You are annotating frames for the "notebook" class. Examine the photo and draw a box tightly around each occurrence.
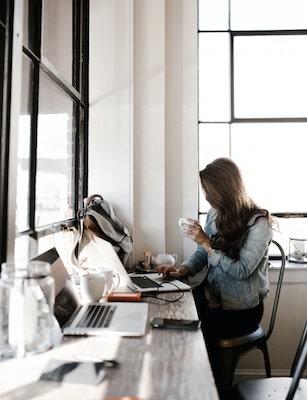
[33,248,148,337]
[86,238,192,293]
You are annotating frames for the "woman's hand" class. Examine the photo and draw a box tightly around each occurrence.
[181,221,213,254]
[154,265,190,278]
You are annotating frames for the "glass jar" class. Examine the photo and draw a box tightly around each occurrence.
[0,261,62,358]
[27,261,55,312]
[289,238,307,263]
[26,261,62,351]
[0,263,16,359]
[13,263,57,357]
[4,261,59,358]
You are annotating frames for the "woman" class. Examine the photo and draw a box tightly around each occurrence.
[155,158,272,394]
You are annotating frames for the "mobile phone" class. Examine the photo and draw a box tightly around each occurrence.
[151,317,201,330]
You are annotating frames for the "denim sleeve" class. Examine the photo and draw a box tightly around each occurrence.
[208,217,272,280]
[182,209,214,275]
[183,245,208,276]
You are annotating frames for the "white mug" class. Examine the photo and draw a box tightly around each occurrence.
[80,273,111,303]
[97,269,120,294]
[178,217,196,228]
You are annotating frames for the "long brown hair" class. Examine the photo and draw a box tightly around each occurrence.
[199,158,271,260]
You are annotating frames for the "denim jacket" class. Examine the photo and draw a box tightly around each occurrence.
[184,208,272,310]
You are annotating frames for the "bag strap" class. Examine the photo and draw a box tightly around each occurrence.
[84,194,104,208]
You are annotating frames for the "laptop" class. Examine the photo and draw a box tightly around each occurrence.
[87,238,192,293]
[33,248,148,337]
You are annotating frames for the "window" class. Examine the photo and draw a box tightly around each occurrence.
[198,0,307,254]
[11,0,88,263]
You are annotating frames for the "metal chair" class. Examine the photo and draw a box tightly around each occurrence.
[233,322,307,400]
[214,239,286,399]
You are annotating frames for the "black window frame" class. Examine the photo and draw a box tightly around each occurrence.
[17,0,89,241]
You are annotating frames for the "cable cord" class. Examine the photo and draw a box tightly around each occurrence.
[142,281,185,303]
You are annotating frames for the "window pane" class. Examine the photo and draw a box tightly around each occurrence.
[199,123,230,212]
[16,56,32,232]
[199,33,230,122]
[231,123,307,213]
[276,217,307,246]
[23,0,41,54]
[199,123,230,169]
[199,0,229,31]
[36,73,75,227]
[269,217,307,258]
[41,0,72,83]
[234,35,307,118]
[231,0,307,30]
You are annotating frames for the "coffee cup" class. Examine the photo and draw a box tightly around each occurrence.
[80,273,111,303]
[97,269,120,294]
[178,217,196,228]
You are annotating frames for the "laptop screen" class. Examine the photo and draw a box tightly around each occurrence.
[32,247,69,296]
[32,247,80,328]
[54,282,80,328]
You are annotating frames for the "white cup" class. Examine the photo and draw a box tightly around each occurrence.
[97,269,120,294]
[85,268,120,294]
[80,273,111,303]
[178,217,196,228]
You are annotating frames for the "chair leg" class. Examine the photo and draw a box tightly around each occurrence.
[260,342,271,378]
[214,347,239,400]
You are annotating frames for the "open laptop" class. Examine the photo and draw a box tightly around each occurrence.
[33,248,148,337]
[87,238,192,293]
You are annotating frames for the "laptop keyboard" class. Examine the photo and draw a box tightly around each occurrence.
[130,276,161,289]
[76,304,116,328]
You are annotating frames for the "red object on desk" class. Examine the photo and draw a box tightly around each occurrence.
[107,292,142,302]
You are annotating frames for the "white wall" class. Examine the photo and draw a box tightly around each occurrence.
[133,0,167,261]
[89,0,307,374]
[89,0,198,265]
[89,0,133,234]
[165,0,199,261]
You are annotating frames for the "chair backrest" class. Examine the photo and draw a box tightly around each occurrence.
[266,239,286,341]
[291,322,307,377]
[286,322,307,400]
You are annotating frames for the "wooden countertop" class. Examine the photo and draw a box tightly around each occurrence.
[0,292,219,400]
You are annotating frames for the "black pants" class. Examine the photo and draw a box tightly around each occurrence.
[192,282,264,340]
[192,284,264,399]
[202,301,264,340]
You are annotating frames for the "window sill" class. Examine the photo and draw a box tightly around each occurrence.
[269,260,307,283]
